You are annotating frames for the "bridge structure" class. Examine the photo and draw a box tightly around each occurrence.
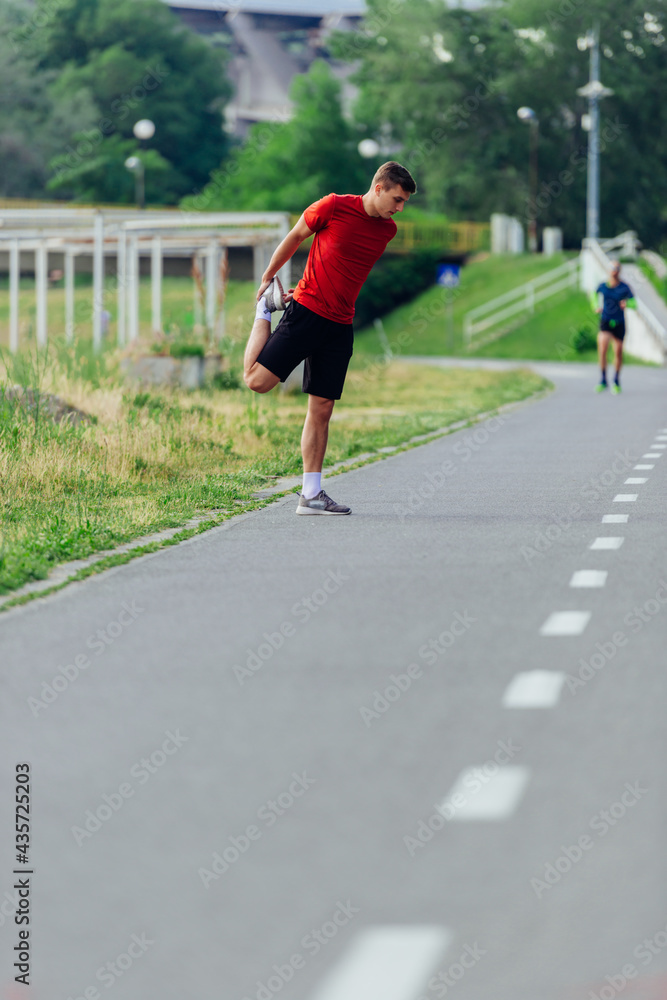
[164,0,365,136]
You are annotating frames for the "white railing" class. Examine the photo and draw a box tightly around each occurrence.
[599,230,640,258]
[641,249,667,280]
[463,257,580,349]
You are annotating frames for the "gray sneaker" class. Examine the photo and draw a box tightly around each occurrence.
[261,277,286,313]
[296,490,351,515]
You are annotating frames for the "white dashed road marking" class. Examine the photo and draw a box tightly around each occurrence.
[439,767,530,821]
[602,514,628,523]
[590,537,624,550]
[613,494,638,502]
[502,671,566,708]
[570,570,608,588]
[539,611,591,636]
[308,926,452,1000]
[624,478,647,484]
[650,444,666,449]
[643,453,661,459]
[634,465,654,470]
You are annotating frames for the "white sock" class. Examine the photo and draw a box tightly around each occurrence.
[302,472,321,499]
[256,298,271,322]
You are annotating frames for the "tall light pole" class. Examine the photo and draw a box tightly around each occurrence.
[124,119,155,210]
[517,106,539,252]
[124,156,145,210]
[577,25,614,241]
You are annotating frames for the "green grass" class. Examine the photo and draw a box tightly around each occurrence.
[637,258,667,302]
[470,293,598,361]
[0,341,549,597]
[0,275,258,357]
[354,252,576,357]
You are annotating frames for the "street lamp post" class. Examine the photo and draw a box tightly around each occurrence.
[577,24,614,241]
[517,106,539,252]
[124,120,156,210]
[124,156,145,210]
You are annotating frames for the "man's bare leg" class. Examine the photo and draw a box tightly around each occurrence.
[596,331,610,389]
[295,394,350,513]
[611,335,623,391]
[612,336,623,374]
[243,315,280,393]
[301,394,335,474]
[597,330,610,372]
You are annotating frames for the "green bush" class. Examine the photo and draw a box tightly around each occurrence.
[212,370,242,391]
[354,250,442,331]
[168,342,205,359]
[571,325,598,353]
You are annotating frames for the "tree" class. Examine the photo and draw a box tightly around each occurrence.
[508,0,667,246]
[332,0,667,247]
[48,135,170,204]
[186,61,369,213]
[332,2,525,219]
[0,0,98,198]
[34,0,232,203]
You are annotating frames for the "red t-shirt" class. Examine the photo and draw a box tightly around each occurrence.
[293,193,397,324]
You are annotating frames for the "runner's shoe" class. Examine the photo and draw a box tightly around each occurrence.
[595,380,607,393]
[611,382,621,394]
[296,490,351,515]
[261,277,286,313]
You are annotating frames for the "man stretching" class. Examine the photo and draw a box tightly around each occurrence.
[594,260,635,394]
[243,161,417,515]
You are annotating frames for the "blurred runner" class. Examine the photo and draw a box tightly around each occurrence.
[593,260,636,394]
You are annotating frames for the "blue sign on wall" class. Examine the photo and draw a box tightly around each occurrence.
[436,263,461,288]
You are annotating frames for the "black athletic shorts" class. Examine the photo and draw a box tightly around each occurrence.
[600,318,626,341]
[256,299,353,400]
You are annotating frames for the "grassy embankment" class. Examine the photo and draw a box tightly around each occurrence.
[0,334,549,598]
[353,252,654,364]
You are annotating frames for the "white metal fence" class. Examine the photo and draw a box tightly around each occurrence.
[0,208,291,353]
[463,257,580,349]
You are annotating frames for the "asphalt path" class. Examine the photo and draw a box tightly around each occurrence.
[1,360,667,1000]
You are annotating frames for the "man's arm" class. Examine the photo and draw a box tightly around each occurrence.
[256,214,314,301]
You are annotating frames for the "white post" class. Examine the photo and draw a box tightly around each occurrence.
[277,215,291,291]
[128,236,140,343]
[218,245,228,343]
[194,252,203,329]
[35,242,48,348]
[116,229,126,347]
[151,236,162,334]
[65,249,75,343]
[92,212,104,352]
[253,241,274,290]
[253,243,263,289]
[205,240,217,333]
[9,239,19,353]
